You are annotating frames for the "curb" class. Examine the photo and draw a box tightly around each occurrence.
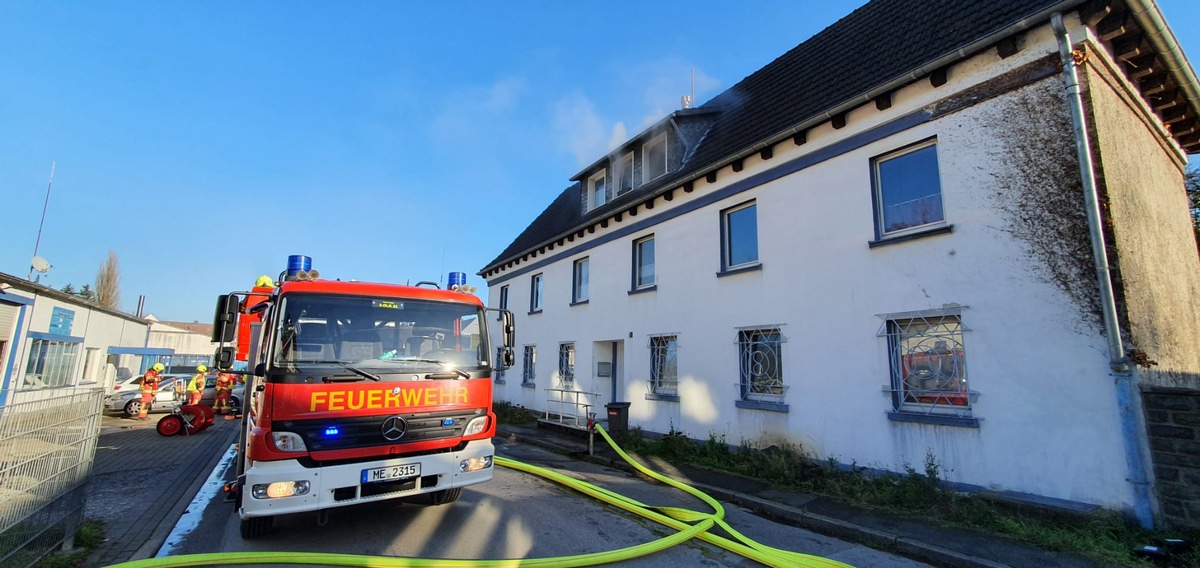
[499,426,1010,568]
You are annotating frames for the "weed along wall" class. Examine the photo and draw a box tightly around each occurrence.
[1143,387,1200,529]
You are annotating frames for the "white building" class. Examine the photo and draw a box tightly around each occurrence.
[480,0,1200,526]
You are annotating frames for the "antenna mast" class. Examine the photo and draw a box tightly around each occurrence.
[29,162,55,280]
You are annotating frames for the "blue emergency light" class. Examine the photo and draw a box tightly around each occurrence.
[324,426,341,437]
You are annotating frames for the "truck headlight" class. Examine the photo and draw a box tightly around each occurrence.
[463,416,488,436]
[252,480,310,499]
[270,431,307,452]
[460,455,492,472]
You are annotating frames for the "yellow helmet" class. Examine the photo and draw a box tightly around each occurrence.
[255,275,275,288]
[151,363,165,372]
[196,365,208,373]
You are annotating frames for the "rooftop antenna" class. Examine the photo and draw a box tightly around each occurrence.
[682,68,696,110]
[29,162,55,281]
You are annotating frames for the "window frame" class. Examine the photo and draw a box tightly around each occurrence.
[617,152,635,195]
[632,235,656,292]
[529,273,543,314]
[649,335,678,397]
[22,337,81,389]
[572,257,589,304]
[735,327,788,411]
[588,170,608,211]
[880,308,977,426]
[643,133,668,183]
[720,200,759,272]
[558,342,575,386]
[522,345,536,387]
[498,285,509,311]
[871,138,946,240]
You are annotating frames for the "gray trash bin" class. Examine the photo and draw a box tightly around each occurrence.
[605,402,631,433]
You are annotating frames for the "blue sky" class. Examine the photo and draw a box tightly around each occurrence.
[3,1,1198,323]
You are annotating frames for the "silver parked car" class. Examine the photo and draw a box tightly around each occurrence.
[103,375,245,418]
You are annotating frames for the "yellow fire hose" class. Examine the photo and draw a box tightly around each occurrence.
[108,425,851,568]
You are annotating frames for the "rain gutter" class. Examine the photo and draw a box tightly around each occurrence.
[1051,11,1155,529]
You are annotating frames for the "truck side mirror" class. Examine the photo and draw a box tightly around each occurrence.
[214,346,236,370]
[501,310,515,347]
[212,295,239,343]
[498,346,515,370]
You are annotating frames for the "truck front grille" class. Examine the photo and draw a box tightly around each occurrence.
[277,408,485,452]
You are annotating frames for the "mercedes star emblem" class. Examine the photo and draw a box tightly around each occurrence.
[381,416,407,441]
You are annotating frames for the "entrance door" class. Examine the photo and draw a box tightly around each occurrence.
[592,340,624,406]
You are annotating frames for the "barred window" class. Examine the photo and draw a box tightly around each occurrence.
[650,335,678,395]
[738,328,784,402]
[495,347,506,384]
[23,338,80,389]
[558,343,575,386]
[522,345,536,386]
[881,310,972,416]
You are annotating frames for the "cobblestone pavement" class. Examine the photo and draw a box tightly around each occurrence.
[84,413,238,567]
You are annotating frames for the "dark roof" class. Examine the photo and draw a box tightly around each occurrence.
[479,0,1094,275]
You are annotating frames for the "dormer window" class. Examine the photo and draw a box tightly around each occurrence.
[588,170,607,210]
[617,152,634,195]
[643,133,667,183]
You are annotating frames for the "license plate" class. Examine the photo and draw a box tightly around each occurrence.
[361,463,420,484]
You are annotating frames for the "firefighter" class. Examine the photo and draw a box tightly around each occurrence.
[138,362,165,420]
[187,365,208,406]
[214,372,235,418]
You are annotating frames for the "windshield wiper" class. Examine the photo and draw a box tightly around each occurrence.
[328,364,381,382]
[384,358,470,379]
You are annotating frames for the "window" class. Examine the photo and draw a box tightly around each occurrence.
[617,152,634,195]
[572,258,589,303]
[530,273,543,313]
[558,343,575,386]
[881,311,972,417]
[499,285,509,311]
[522,345,536,386]
[495,347,506,384]
[81,347,101,382]
[650,335,678,396]
[738,328,784,403]
[643,133,667,182]
[633,236,655,290]
[722,201,758,270]
[873,139,944,237]
[22,338,80,389]
[588,170,607,210]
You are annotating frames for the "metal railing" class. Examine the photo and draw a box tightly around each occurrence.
[543,388,600,428]
[0,389,103,567]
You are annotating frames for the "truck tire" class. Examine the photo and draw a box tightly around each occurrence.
[240,515,273,539]
[430,487,462,505]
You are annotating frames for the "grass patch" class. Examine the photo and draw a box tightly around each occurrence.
[610,428,1199,567]
[33,519,105,568]
[493,401,537,425]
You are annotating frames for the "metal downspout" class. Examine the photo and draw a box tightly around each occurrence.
[1051,13,1155,529]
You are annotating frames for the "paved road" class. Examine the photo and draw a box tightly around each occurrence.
[156,435,933,567]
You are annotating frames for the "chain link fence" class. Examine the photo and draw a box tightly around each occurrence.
[0,390,103,567]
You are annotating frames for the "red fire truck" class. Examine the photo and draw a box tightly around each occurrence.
[211,257,514,538]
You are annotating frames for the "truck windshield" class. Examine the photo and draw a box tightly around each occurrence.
[271,293,489,372]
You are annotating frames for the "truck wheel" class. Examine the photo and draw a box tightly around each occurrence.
[240,515,273,539]
[430,487,462,505]
[123,400,141,418]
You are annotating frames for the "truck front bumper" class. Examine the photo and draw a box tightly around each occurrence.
[239,438,494,519]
